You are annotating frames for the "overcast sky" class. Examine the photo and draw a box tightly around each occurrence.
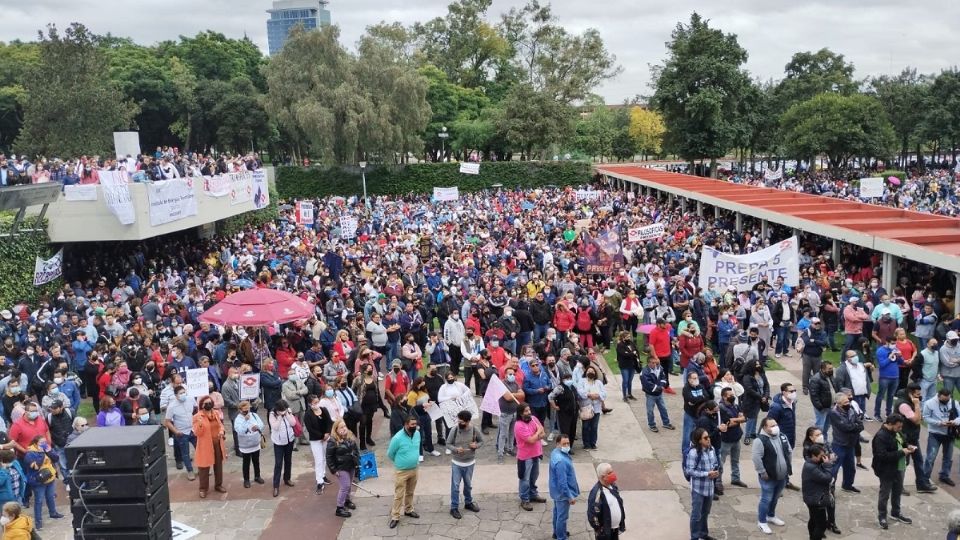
[7,0,959,102]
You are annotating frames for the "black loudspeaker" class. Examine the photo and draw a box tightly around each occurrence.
[66,426,172,537]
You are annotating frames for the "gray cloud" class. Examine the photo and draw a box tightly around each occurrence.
[5,0,959,102]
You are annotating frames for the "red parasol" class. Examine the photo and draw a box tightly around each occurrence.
[199,288,314,326]
[637,324,657,335]
[887,176,901,186]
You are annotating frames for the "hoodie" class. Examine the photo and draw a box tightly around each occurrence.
[940,341,960,378]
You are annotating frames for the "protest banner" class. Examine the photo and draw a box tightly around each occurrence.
[230,171,253,206]
[295,201,315,225]
[148,178,198,226]
[239,373,260,400]
[203,175,231,197]
[480,374,508,416]
[113,131,141,160]
[98,170,136,225]
[438,393,479,427]
[339,216,358,239]
[64,184,98,202]
[583,230,625,274]
[575,189,602,201]
[859,177,884,198]
[426,402,444,422]
[459,162,480,175]
[185,368,210,399]
[252,169,270,209]
[698,236,800,292]
[627,222,665,243]
[763,168,783,181]
[33,249,63,286]
[433,186,459,201]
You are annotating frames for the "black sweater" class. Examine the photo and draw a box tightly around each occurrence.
[303,407,332,441]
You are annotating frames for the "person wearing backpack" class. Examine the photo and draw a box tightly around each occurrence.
[447,410,483,519]
[23,435,63,530]
[574,303,595,350]
[799,317,827,395]
[684,427,719,540]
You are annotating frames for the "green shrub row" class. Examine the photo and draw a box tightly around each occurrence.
[217,180,280,237]
[0,215,61,308]
[275,161,593,199]
[879,169,907,181]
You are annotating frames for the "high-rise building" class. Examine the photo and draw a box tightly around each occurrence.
[266,0,331,55]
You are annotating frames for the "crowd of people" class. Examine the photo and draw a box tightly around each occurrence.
[0,179,959,538]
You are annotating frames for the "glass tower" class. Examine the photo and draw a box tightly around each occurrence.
[267,0,331,55]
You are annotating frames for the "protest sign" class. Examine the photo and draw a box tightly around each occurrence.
[459,162,480,175]
[295,201,315,225]
[339,216,358,239]
[252,169,270,209]
[148,178,198,226]
[480,374,508,416]
[575,189,602,201]
[763,168,783,181]
[574,219,592,233]
[433,187,459,201]
[426,402,444,422]
[203,175,231,197]
[113,131,141,160]
[583,230,625,274]
[185,368,210,399]
[64,184,98,202]
[698,236,800,292]
[230,171,253,206]
[239,373,260,400]
[33,249,63,286]
[627,223,665,243]
[438,393,479,427]
[98,170,136,225]
[859,177,884,198]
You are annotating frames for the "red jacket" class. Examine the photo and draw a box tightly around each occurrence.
[678,334,704,369]
[552,309,575,332]
[648,325,672,359]
[274,346,296,378]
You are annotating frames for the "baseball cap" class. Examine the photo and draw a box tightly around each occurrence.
[810,317,821,323]
[947,331,959,340]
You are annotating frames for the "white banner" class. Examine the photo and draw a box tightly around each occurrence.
[296,201,315,225]
[203,175,231,197]
[627,223,665,243]
[239,373,260,400]
[98,170,136,225]
[252,169,270,209]
[33,249,63,286]
[575,189,602,201]
[699,236,800,292]
[230,171,253,206]
[147,178,198,226]
[64,184,98,202]
[339,216,358,239]
[480,374,508,416]
[459,162,480,175]
[113,131,141,160]
[433,187,459,201]
[763,168,783,181]
[438,393,480,428]
[859,177,884,198]
[185,368,210,399]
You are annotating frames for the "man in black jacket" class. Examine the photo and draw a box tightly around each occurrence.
[808,363,836,444]
[871,414,916,530]
[587,463,626,540]
[828,392,863,492]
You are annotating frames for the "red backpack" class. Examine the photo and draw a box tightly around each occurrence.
[576,308,593,331]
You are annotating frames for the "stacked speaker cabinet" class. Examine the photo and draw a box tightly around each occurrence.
[65,426,172,539]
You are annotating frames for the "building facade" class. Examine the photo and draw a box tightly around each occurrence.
[266,0,331,55]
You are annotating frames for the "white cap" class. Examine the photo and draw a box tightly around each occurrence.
[948,331,959,340]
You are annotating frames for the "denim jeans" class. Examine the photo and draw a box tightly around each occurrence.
[874,378,898,418]
[757,477,786,523]
[450,463,475,509]
[744,414,758,443]
[682,413,696,455]
[775,325,790,355]
[620,368,636,398]
[53,446,69,483]
[273,442,293,488]
[690,492,712,540]
[924,432,955,480]
[943,376,960,397]
[497,412,517,457]
[518,456,541,502]
[534,324,549,342]
[33,482,58,526]
[831,444,857,489]
[174,432,197,472]
[920,379,938,403]
[645,394,670,427]
[552,497,571,540]
[581,414,600,448]
[718,441,741,483]
[813,407,831,444]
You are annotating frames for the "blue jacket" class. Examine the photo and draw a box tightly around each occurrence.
[61,378,82,415]
[260,370,283,411]
[522,369,552,409]
[876,345,902,379]
[548,447,579,500]
[767,393,797,447]
[717,319,737,345]
[640,365,668,396]
[71,339,94,372]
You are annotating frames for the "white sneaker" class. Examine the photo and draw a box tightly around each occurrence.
[774,353,781,359]
[541,440,548,446]
[445,448,452,455]
[418,455,424,462]
[430,450,441,457]
[378,374,384,381]
[767,516,785,526]
[547,432,556,442]
[168,437,174,447]
[757,522,772,534]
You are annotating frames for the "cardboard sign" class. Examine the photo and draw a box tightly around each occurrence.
[185,368,210,399]
[459,162,480,175]
[239,373,260,400]
[437,393,479,427]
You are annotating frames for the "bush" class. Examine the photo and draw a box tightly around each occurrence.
[275,161,592,199]
[879,169,907,181]
[0,215,61,307]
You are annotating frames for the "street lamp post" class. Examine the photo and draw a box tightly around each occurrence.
[358,161,368,208]
[438,126,449,162]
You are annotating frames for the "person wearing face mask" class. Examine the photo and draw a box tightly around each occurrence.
[233,400,265,489]
[95,396,124,427]
[548,434,579,540]
[751,417,791,534]
[192,395,227,499]
[514,403,546,511]
[827,392,864,493]
[268,400,298,497]
[871,414,915,530]
[303,394,333,493]
[578,366,606,451]
[386,415,422,529]
[281,369,309,447]
[0,500,35,539]
[749,302,773,360]
[164,385,197,480]
[326,420,360,518]
[23,434,63,528]
[940,331,960,395]
[588,462,626,540]
[119,387,149,426]
[220,367,243,457]
[833,349,874,420]
[921,388,960,489]
[802,443,836,540]
[549,371,580,451]
[0,376,25,427]
[808,361,836,441]
[447,410,483,519]
[916,338,940,402]
[406,377,440,459]
[443,310,466,376]
[767,382,800,491]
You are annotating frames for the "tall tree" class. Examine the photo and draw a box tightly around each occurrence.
[651,13,751,176]
[628,107,665,160]
[15,23,137,158]
[922,69,960,165]
[160,31,266,90]
[495,83,573,160]
[0,41,39,153]
[870,68,929,168]
[574,99,616,161]
[775,48,857,108]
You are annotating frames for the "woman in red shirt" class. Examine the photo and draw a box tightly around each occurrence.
[894,328,917,391]
[552,303,576,344]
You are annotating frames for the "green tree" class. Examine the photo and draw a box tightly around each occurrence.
[870,68,929,169]
[0,41,39,153]
[495,83,573,160]
[15,23,138,158]
[774,48,857,109]
[651,13,751,176]
[420,65,489,161]
[921,69,960,165]
[574,99,616,161]
[160,31,266,90]
[779,92,895,170]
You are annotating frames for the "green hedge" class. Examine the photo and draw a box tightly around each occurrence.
[217,180,280,237]
[880,169,907,181]
[0,215,61,308]
[276,161,592,199]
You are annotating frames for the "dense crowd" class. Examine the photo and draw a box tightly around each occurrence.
[0,183,958,538]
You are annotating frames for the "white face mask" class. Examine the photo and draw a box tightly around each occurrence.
[814,434,825,444]
[768,426,780,437]
[0,516,9,525]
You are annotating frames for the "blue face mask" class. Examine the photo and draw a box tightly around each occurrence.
[560,446,571,454]
[506,374,516,383]
[325,389,335,398]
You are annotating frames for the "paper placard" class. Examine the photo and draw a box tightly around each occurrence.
[230,171,253,206]
[426,402,444,422]
[239,373,260,400]
[339,216,358,239]
[628,223,665,243]
[99,170,136,225]
[64,184,98,201]
[859,177,884,198]
[433,187,459,201]
[459,162,480,175]
[185,368,210,398]
[437,393,479,427]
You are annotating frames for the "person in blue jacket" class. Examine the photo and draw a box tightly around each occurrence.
[549,434,579,540]
[0,449,25,506]
[874,336,903,420]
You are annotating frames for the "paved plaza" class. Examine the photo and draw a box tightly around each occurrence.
[42,355,960,539]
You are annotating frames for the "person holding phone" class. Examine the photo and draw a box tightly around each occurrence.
[871,414,915,530]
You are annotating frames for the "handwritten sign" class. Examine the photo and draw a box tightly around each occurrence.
[239,373,260,400]
[437,394,479,427]
[185,368,210,399]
